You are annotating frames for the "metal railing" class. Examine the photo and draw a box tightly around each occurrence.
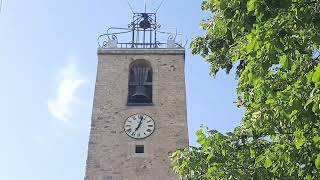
[105,42,167,49]
[97,28,187,49]
[100,41,185,49]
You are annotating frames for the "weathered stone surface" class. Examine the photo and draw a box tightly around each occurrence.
[85,49,189,180]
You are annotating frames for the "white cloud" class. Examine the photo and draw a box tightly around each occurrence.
[48,58,85,124]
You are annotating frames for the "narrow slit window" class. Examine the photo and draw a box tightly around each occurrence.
[135,145,144,154]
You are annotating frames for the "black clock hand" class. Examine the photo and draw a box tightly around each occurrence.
[135,116,144,131]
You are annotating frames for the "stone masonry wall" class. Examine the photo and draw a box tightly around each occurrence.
[84,49,189,180]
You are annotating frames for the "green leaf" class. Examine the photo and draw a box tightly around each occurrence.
[264,158,272,168]
[298,167,304,176]
[312,64,320,83]
[290,110,299,123]
[312,102,319,113]
[305,99,313,109]
[294,131,305,149]
[246,39,256,53]
[247,0,255,12]
[313,136,320,143]
[255,155,264,164]
[290,109,299,117]
[222,149,226,156]
[196,129,207,146]
[207,164,217,174]
[316,154,320,170]
[307,175,312,180]
[250,149,255,158]
[280,55,288,69]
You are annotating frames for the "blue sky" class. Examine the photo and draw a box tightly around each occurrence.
[0,0,244,179]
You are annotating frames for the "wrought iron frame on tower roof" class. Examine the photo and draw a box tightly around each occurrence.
[130,12,158,48]
[98,11,187,49]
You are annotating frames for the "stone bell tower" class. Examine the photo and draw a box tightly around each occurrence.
[84,11,189,180]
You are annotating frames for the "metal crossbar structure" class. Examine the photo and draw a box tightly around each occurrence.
[98,10,187,49]
[130,13,158,48]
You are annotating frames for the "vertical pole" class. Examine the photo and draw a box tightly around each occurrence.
[155,14,157,48]
[150,29,152,48]
[132,14,135,48]
[144,0,147,13]
[144,0,147,48]
[143,29,146,48]
[0,0,3,14]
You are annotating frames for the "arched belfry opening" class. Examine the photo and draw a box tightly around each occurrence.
[128,59,153,105]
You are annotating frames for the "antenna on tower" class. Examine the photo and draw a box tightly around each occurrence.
[0,0,3,14]
[126,0,135,13]
[155,0,165,13]
[144,0,147,13]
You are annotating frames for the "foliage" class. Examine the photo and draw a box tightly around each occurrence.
[171,0,320,179]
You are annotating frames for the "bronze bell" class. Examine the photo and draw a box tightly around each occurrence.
[139,13,151,29]
[132,86,149,102]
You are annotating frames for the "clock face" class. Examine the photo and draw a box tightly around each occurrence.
[124,114,155,139]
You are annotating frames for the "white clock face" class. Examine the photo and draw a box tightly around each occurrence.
[124,114,155,139]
